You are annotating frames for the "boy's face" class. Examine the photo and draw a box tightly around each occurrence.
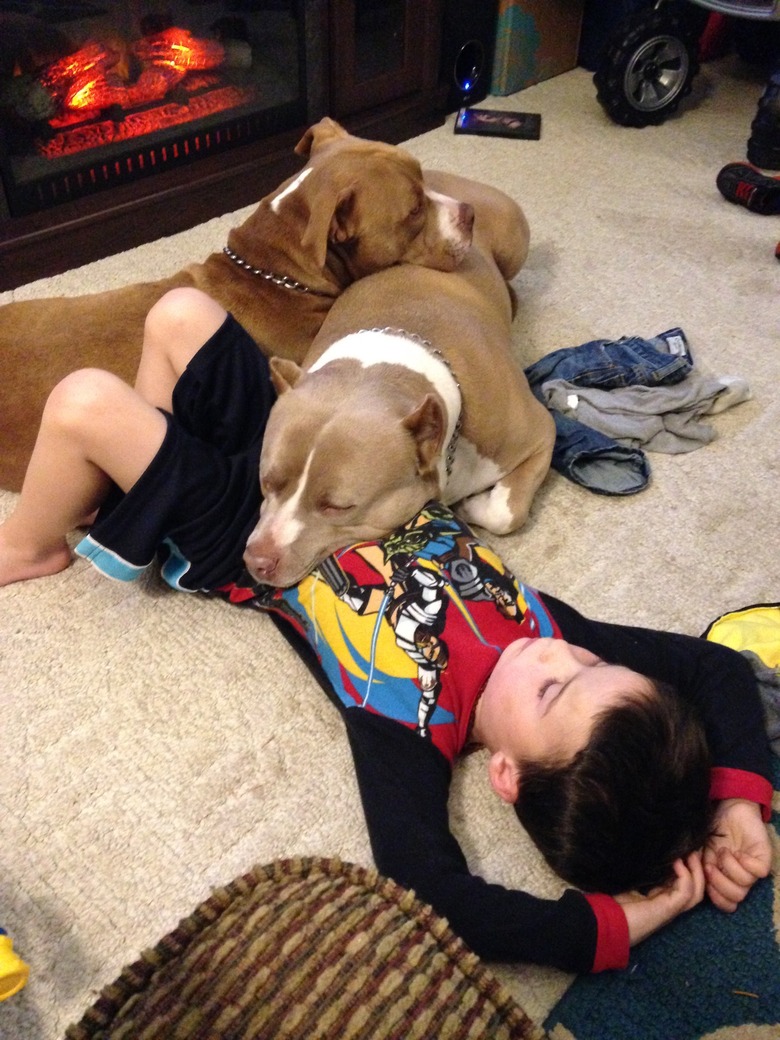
[473,637,653,803]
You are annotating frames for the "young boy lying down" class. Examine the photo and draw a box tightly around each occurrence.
[0,288,772,974]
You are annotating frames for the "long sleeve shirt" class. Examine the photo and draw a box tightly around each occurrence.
[217,502,773,974]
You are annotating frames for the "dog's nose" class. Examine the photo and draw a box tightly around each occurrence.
[243,549,278,581]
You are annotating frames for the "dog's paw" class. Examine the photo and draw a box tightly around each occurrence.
[457,485,519,536]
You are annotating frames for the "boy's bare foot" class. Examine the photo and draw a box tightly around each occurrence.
[0,532,73,587]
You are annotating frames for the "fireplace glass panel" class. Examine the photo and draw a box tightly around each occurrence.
[0,0,307,217]
[354,0,405,82]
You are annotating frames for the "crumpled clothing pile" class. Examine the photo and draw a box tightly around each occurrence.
[524,328,751,495]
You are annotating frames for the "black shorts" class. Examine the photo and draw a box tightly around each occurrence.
[75,313,276,591]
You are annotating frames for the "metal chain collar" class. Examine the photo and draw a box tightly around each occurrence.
[222,244,333,296]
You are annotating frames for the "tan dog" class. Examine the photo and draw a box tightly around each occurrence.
[0,118,473,491]
[243,171,555,588]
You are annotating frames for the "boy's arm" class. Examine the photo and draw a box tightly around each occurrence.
[543,595,774,908]
[703,798,772,910]
[616,852,706,944]
[343,707,630,973]
[543,594,774,814]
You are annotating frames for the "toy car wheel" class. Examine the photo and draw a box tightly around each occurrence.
[594,3,701,127]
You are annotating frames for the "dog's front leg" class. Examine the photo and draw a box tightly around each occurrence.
[456,444,552,535]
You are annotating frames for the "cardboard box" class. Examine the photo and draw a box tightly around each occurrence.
[491,0,584,96]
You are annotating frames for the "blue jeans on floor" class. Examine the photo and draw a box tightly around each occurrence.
[524,334,693,495]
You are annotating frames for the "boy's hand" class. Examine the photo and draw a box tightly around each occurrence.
[616,852,706,946]
[703,799,772,912]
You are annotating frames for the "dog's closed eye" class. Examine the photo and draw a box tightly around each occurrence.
[319,499,355,515]
[261,474,284,497]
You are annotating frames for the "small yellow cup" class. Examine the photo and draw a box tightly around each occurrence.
[0,933,29,1000]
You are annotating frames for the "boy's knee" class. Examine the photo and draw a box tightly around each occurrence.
[45,368,123,432]
[144,287,226,346]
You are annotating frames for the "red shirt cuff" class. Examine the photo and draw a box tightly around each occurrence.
[583,893,629,972]
[710,767,773,822]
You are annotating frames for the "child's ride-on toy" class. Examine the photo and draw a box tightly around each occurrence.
[594,0,780,128]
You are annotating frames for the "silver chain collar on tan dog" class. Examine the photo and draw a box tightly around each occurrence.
[222,244,334,297]
[360,327,463,476]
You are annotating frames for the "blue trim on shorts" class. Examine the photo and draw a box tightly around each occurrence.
[160,538,196,592]
[74,534,149,582]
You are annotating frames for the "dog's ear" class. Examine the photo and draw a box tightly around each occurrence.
[329,188,357,244]
[270,357,303,394]
[300,183,356,269]
[403,394,445,476]
[294,117,349,158]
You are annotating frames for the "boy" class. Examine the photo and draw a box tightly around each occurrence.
[0,289,772,974]
[221,499,772,971]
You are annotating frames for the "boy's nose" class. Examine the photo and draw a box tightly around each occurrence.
[537,637,564,662]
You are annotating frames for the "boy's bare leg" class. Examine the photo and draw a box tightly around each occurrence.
[0,369,168,587]
[71,287,227,531]
[134,287,229,410]
[0,288,228,586]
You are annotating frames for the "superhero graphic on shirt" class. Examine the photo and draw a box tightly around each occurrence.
[221,502,559,762]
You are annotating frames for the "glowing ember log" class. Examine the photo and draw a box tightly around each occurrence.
[63,72,111,111]
[63,65,186,112]
[133,29,225,73]
[37,28,225,115]
[37,85,254,158]
[40,40,118,102]
[123,65,185,105]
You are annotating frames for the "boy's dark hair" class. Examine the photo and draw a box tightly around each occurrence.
[514,680,714,894]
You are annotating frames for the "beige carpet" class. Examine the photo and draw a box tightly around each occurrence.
[1,55,777,1039]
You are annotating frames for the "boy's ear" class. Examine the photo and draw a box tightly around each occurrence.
[487,751,521,805]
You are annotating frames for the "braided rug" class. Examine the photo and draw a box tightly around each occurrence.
[65,857,543,1040]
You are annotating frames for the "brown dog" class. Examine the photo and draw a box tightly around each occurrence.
[243,171,555,588]
[0,118,473,491]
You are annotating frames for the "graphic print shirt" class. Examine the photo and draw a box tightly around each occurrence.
[227,501,561,763]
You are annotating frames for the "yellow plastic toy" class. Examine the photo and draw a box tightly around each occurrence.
[703,602,780,669]
[0,929,29,1001]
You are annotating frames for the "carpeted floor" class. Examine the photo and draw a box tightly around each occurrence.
[2,54,778,1039]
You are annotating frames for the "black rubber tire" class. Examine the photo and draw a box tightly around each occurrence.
[593,3,702,128]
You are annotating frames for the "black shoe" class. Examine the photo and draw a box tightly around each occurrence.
[716,162,780,215]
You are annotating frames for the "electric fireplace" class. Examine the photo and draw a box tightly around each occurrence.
[0,0,448,290]
[0,1,307,218]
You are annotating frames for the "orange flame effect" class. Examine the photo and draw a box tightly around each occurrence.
[41,28,225,113]
[134,28,225,73]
